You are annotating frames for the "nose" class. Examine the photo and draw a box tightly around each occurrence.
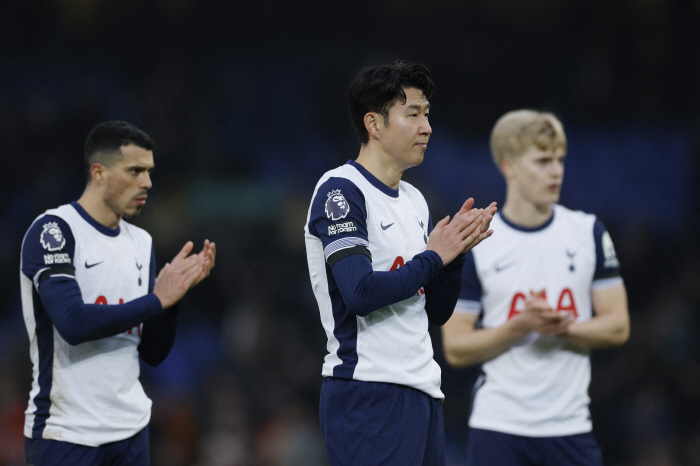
[420,116,432,135]
[142,172,153,190]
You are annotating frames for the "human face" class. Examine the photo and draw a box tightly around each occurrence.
[377,87,432,169]
[507,146,565,209]
[103,144,154,219]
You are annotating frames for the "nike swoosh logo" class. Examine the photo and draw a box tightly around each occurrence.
[85,260,104,269]
[494,262,515,272]
[381,222,394,230]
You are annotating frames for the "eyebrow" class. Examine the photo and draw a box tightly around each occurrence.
[406,103,430,110]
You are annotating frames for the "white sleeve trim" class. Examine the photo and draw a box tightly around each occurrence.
[591,276,623,291]
[323,237,369,261]
[454,298,481,315]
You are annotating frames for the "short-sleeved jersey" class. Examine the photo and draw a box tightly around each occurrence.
[20,202,155,446]
[455,204,622,437]
[304,161,443,399]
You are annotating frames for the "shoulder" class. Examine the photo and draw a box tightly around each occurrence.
[119,220,154,247]
[552,204,597,229]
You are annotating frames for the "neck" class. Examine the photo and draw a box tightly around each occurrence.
[77,188,121,230]
[355,143,406,190]
[501,193,553,228]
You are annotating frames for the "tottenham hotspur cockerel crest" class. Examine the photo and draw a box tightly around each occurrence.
[325,189,350,221]
[40,221,66,251]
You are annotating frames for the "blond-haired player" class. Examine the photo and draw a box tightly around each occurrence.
[441,110,629,466]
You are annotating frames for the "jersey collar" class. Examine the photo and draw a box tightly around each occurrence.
[70,201,121,237]
[499,210,555,232]
[347,160,400,198]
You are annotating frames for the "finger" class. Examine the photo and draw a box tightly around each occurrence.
[173,241,195,263]
[456,198,475,216]
[435,215,450,229]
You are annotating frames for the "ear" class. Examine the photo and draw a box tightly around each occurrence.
[500,158,515,179]
[363,112,381,140]
[90,163,107,185]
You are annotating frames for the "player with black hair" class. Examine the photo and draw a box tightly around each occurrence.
[305,61,497,465]
[20,120,216,466]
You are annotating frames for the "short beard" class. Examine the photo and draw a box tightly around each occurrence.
[104,187,142,220]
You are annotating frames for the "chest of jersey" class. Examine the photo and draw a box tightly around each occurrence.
[364,187,430,273]
[474,215,596,327]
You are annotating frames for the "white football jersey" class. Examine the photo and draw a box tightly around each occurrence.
[305,161,443,399]
[455,204,622,437]
[20,203,154,446]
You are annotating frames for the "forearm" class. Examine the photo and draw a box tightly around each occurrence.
[565,313,630,349]
[333,251,442,317]
[443,321,528,368]
[40,277,163,345]
[138,307,178,366]
[424,254,465,326]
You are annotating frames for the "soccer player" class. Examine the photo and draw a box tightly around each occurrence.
[20,120,216,466]
[441,110,630,466]
[304,61,498,466]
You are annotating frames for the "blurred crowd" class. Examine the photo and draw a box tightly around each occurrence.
[2,1,700,465]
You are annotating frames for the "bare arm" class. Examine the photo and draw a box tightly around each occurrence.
[441,291,574,368]
[565,283,630,348]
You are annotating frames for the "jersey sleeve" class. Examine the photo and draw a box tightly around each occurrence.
[139,244,179,366]
[307,177,371,267]
[21,215,76,286]
[454,250,482,315]
[23,216,165,346]
[592,218,623,291]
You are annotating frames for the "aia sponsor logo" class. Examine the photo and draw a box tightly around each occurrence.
[507,288,578,320]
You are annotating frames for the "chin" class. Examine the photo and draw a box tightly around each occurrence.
[122,207,143,219]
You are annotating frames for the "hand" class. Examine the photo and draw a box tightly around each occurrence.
[153,240,216,309]
[521,290,575,336]
[191,239,216,287]
[459,201,497,254]
[426,199,498,265]
[427,198,482,266]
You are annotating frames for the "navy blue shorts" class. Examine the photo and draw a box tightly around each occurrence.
[466,428,603,466]
[320,377,445,466]
[25,427,149,466]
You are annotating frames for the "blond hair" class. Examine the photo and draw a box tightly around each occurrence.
[490,110,567,169]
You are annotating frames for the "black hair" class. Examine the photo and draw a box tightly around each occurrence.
[83,120,155,180]
[347,60,434,144]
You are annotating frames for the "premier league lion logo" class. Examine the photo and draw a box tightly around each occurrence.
[325,189,350,221]
[40,222,66,251]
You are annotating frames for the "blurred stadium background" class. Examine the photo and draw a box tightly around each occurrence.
[1,1,699,465]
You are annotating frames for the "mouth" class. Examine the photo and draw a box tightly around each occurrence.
[134,194,148,206]
[415,142,428,149]
[547,184,560,193]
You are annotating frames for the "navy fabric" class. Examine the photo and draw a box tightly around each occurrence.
[499,211,555,232]
[424,253,465,326]
[466,428,603,466]
[347,160,399,198]
[138,244,179,366]
[31,286,54,438]
[320,377,445,466]
[458,251,482,302]
[331,251,443,317]
[21,215,76,279]
[38,278,163,346]
[25,427,149,466]
[307,176,369,246]
[71,201,120,237]
[592,219,622,280]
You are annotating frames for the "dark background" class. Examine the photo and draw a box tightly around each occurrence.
[1,1,699,465]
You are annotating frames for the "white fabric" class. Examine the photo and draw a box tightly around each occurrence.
[305,164,444,399]
[21,204,153,446]
[466,205,619,436]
